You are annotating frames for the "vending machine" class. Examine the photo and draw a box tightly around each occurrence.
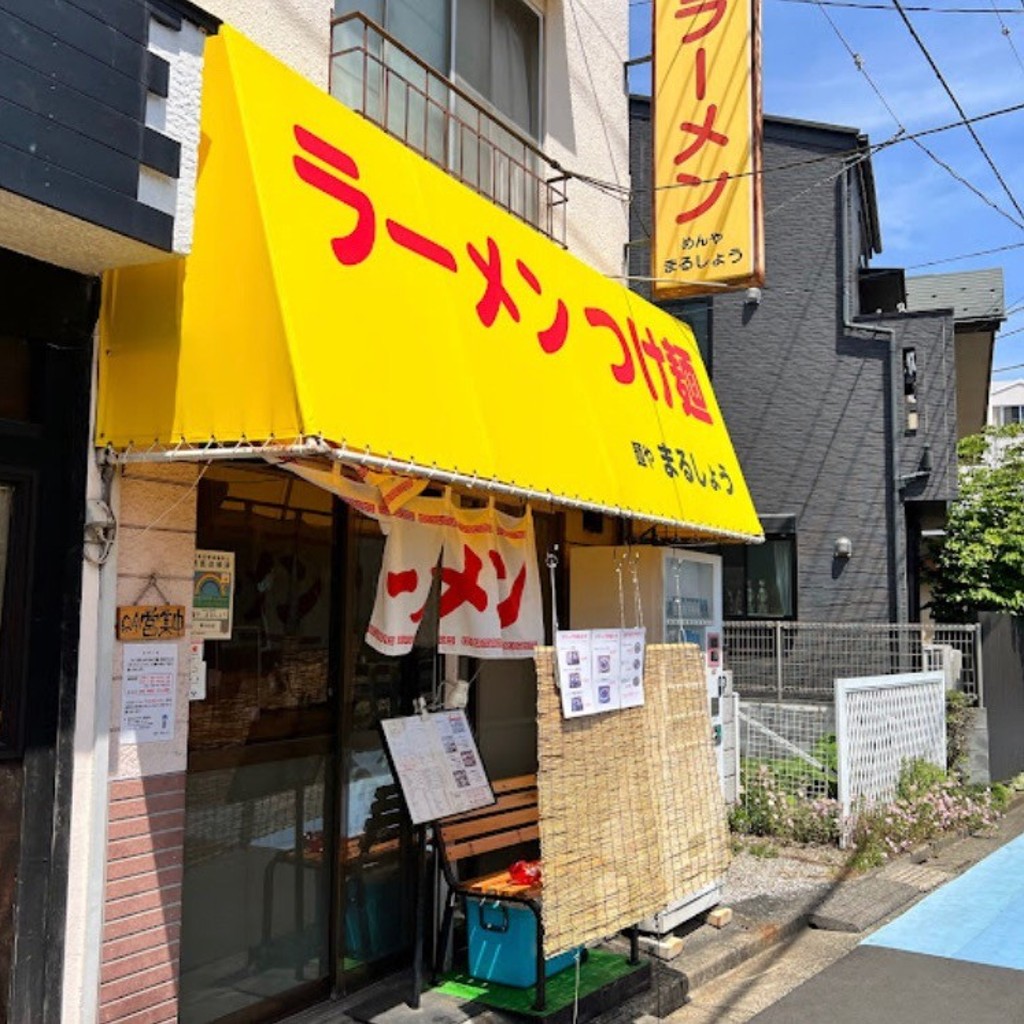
[569,545,729,777]
[569,544,736,934]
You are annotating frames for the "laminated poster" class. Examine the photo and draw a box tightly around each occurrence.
[555,630,595,718]
[380,710,494,825]
[618,627,647,709]
[590,630,622,711]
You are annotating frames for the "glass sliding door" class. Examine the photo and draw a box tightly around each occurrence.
[181,467,337,1024]
[336,515,432,990]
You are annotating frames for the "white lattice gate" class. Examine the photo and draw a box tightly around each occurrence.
[835,672,946,840]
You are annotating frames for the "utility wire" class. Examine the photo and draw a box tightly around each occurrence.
[906,240,1024,267]
[633,0,1024,9]
[995,324,1024,339]
[797,0,1024,229]
[777,0,1024,11]
[988,0,1024,76]
[891,0,1024,223]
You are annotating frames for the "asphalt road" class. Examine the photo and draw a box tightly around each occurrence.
[747,830,1024,1024]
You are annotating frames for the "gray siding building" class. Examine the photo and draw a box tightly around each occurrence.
[629,97,1000,623]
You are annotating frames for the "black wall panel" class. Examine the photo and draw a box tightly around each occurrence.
[0,0,184,250]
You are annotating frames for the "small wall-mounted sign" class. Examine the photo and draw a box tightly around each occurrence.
[117,604,187,641]
[193,549,235,640]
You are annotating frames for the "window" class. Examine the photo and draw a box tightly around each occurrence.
[903,348,918,432]
[455,0,541,138]
[723,537,796,619]
[334,0,451,73]
[334,0,541,138]
[997,404,1024,427]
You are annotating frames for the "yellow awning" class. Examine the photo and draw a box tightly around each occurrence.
[97,27,762,542]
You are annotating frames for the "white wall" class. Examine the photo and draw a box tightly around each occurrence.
[199,0,333,88]
[542,0,630,277]
[988,379,1024,424]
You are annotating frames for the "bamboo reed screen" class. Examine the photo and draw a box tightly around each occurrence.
[534,643,730,956]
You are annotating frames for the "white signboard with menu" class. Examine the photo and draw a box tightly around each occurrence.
[380,710,494,825]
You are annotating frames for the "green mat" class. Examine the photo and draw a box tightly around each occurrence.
[435,950,642,1016]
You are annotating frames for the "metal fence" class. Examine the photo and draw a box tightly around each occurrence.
[737,700,836,800]
[835,672,947,841]
[724,622,982,706]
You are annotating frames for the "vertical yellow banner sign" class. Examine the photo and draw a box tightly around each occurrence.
[652,0,764,298]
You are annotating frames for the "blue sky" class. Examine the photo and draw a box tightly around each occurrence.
[628,0,1024,385]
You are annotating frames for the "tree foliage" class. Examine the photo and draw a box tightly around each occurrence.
[929,424,1024,621]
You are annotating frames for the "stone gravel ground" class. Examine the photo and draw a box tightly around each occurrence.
[722,841,852,905]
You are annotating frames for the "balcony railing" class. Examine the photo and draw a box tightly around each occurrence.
[330,12,567,245]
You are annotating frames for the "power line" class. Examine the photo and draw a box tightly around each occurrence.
[993,360,1024,372]
[798,0,1024,229]
[777,0,1024,11]
[891,0,1024,224]
[614,100,1024,199]
[988,0,1024,77]
[906,240,1024,267]
[995,325,1024,340]
[633,0,1024,9]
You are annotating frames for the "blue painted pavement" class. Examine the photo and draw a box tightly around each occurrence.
[862,830,1024,971]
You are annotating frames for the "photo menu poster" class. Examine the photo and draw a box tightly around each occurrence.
[555,629,596,718]
[555,628,647,718]
[380,710,494,825]
[591,630,622,711]
[619,627,647,709]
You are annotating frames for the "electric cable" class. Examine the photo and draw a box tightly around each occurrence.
[891,0,1024,223]
[988,0,1024,78]
[907,240,1024,268]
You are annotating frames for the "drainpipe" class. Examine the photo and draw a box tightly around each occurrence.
[839,167,907,624]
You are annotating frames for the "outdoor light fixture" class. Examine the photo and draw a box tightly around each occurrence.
[834,536,853,559]
[744,286,762,306]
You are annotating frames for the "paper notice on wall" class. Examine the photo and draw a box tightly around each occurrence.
[188,641,207,701]
[590,630,622,711]
[122,643,179,743]
[618,627,647,709]
[555,630,595,718]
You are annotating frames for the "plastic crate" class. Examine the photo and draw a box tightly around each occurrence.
[466,897,580,988]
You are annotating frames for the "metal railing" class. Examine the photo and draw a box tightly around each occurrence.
[723,621,983,706]
[329,12,568,245]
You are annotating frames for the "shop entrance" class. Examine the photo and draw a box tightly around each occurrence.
[179,465,430,1024]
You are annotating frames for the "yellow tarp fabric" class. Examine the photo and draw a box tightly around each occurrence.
[98,27,762,540]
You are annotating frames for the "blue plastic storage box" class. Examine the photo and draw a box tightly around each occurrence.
[466,897,580,988]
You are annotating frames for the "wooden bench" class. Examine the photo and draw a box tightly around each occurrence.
[434,774,553,1009]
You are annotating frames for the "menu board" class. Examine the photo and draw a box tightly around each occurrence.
[380,710,494,825]
[556,627,646,718]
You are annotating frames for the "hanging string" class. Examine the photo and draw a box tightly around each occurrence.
[629,550,645,630]
[546,545,560,638]
[615,551,627,629]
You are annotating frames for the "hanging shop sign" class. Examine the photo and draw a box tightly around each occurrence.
[97,27,762,542]
[652,0,764,298]
[275,459,544,658]
[116,604,187,641]
[192,549,235,640]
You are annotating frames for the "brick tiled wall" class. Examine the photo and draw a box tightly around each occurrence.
[99,773,184,1024]
[99,463,198,1023]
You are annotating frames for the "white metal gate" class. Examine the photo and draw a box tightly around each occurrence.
[835,671,946,837]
